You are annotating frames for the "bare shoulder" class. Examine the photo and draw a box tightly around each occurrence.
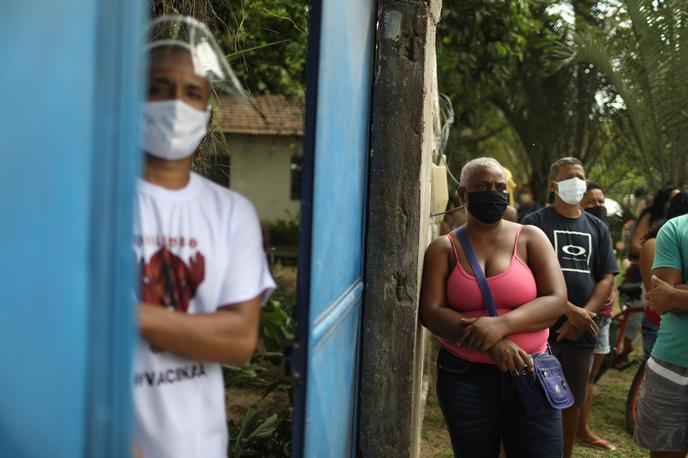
[519,224,553,260]
[641,237,657,255]
[426,233,452,256]
[520,223,548,241]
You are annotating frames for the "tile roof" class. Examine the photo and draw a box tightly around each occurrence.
[215,94,304,136]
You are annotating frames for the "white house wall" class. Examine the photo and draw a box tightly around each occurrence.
[227,133,303,224]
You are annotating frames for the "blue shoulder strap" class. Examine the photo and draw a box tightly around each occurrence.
[455,226,498,317]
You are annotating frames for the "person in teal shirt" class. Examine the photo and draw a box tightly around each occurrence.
[634,213,688,457]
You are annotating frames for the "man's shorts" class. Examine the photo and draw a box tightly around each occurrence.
[635,357,688,452]
[594,315,612,355]
[550,342,595,406]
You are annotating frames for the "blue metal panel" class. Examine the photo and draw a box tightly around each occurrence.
[305,282,363,456]
[85,1,146,457]
[293,0,376,455]
[309,0,376,315]
[0,2,143,457]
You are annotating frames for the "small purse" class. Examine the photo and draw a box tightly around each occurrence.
[455,226,574,415]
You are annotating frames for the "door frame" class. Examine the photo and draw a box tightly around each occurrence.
[84,1,147,456]
[290,0,322,454]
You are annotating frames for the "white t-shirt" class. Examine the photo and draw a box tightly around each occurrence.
[132,172,275,458]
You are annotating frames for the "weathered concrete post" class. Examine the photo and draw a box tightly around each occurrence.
[359,0,442,456]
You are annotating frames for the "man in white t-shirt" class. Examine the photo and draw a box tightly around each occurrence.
[132,16,275,458]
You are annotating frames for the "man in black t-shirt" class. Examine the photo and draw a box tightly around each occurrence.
[522,157,618,458]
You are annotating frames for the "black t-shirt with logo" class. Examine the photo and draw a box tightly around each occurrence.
[522,207,619,347]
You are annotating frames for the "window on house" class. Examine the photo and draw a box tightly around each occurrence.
[290,155,302,200]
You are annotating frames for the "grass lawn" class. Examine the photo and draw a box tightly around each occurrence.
[421,356,648,457]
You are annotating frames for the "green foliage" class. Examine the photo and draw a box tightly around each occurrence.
[222,0,308,97]
[260,291,296,353]
[151,0,308,97]
[229,406,288,457]
[223,289,295,386]
[438,1,637,203]
[224,287,295,457]
[558,0,688,187]
[267,212,300,247]
[437,0,535,128]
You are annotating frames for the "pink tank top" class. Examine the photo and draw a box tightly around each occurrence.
[441,225,548,364]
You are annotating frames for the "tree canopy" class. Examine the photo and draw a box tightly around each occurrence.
[151,0,308,97]
[149,0,685,203]
[437,0,641,202]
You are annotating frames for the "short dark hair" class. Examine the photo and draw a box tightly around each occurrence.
[587,181,603,192]
[549,157,583,181]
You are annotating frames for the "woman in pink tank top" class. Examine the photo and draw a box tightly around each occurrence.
[420,158,567,457]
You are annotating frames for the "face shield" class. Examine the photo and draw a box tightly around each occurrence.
[147,15,245,99]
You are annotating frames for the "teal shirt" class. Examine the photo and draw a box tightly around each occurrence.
[651,214,688,368]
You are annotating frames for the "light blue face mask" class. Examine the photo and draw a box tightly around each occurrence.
[556,177,587,205]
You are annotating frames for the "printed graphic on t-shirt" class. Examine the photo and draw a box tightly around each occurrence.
[135,236,206,354]
[554,230,592,273]
[134,234,206,313]
[137,245,205,313]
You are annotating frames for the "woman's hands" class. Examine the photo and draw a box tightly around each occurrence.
[487,339,534,373]
[459,318,534,373]
[458,316,508,352]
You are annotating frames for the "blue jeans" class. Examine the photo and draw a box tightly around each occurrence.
[436,349,563,458]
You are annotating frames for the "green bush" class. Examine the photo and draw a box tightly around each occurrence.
[268,212,300,247]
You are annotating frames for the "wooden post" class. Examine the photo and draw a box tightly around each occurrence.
[359,0,442,456]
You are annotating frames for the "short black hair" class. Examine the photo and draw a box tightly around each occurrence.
[549,157,584,181]
[587,181,603,192]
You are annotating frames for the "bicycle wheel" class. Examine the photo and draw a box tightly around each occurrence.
[625,359,646,434]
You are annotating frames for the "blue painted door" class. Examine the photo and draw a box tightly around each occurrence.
[0,2,145,457]
[292,0,376,456]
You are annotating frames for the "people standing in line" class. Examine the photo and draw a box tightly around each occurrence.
[517,184,542,222]
[638,191,688,359]
[617,185,682,367]
[634,212,688,458]
[420,157,568,457]
[576,182,617,451]
[132,16,275,458]
[521,157,618,458]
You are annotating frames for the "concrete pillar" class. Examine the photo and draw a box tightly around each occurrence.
[359,0,442,456]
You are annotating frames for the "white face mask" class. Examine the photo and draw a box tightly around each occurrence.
[141,100,211,160]
[556,177,587,205]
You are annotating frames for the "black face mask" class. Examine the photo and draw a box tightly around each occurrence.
[467,190,509,224]
[585,206,607,220]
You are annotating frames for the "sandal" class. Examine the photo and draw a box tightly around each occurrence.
[578,438,617,451]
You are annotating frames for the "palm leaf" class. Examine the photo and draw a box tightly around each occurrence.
[553,0,688,186]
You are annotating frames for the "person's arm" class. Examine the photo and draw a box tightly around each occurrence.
[139,294,261,365]
[419,237,472,341]
[554,273,613,340]
[639,238,657,293]
[629,213,651,258]
[647,269,688,314]
[582,273,615,314]
[459,226,567,351]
